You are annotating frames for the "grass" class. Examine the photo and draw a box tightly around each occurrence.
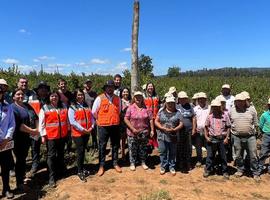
[159,179,168,185]
[139,189,172,200]
[250,192,270,200]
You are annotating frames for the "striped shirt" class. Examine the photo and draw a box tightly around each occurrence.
[230,106,258,136]
[205,113,231,136]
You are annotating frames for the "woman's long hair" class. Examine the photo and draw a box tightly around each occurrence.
[45,90,64,108]
[120,87,131,100]
[145,82,157,97]
[72,88,88,107]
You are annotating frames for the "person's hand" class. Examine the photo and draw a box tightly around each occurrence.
[132,128,140,135]
[205,136,211,143]
[41,136,46,144]
[223,137,229,144]
[30,129,39,137]
[0,139,9,149]
[86,127,93,134]
[150,130,155,137]
[191,129,196,136]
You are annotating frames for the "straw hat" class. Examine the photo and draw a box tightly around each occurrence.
[222,84,231,89]
[168,86,177,94]
[197,92,207,99]
[241,91,250,100]
[215,95,226,102]
[134,91,144,97]
[0,79,8,86]
[178,91,188,98]
[235,93,246,101]
[211,99,221,107]
[166,96,176,103]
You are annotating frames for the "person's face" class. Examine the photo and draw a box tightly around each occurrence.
[122,89,129,100]
[13,90,24,103]
[235,100,246,109]
[166,102,175,110]
[212,106,221,114]
[105,85,114,95]
[178,98,188,105]
[18,78,28,90]
[114,77,121,87]
[0,84,8,93]
[221,88,230,96]
[84,82,92,91]
[147,84,154,94]
[37,87,49,99]
[134,95,143,105]
[198,98,206,107]
[50,93,59,106]
[58,81,67,92]
[76,91,84,104]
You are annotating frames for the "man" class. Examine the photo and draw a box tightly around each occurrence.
[221,84,235,114]
[28,81,50,176]
[57,78,73,106]
[193,92,210,167]
[92,80,122,176]
[230,93,260,181]
[113,74,122,96]
[83,79,98,150]
[0,79,15,199]
[83,79,97,108]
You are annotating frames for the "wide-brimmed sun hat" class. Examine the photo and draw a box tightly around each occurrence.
[222,84,231,89]
[235,93,246,101]
[0,79,8,86]
[166,96,176,103]
[178,91,188,99]
[211,99,221,107]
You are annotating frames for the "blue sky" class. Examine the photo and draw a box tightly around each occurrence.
[1,0,270,75]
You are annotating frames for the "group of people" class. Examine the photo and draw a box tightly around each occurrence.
[0,75,270,199]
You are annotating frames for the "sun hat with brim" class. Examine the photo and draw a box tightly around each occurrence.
[178,91,188,98]
[234,93,246,101]
[211,99,221,107]
[0,79,8,86]
[134,91,144,97]
[222,84,231,89]
[84,79,92,84]
[102,80,115,90]
[166,96,176,103]
[164,92,173,98]
[192,93,199,100]
[215,95,226,102]
[197,92,207,99]
[168,86,177,94]
[241,91,250,100]
[34,81,50,92]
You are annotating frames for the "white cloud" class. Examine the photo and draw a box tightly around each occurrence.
[93,62,128,75]
[90,58,109,64]
[18,28,31,35]
[2,58,19,64]
[115,62,128,70]
[121,47,131,52]
[33,55,56,62]
[75,62,90,67]
[17,65,34,73]
[48,63,71,68]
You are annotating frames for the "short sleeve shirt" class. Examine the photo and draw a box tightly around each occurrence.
[177,103,194,132]
[205,113,231,136]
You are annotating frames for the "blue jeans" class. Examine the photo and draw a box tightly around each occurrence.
[205,140,227,173]
[232,134,259,176]
[258,133,270,174]
[158,139,177,170]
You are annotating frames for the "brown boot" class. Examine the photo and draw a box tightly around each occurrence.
[97,166,105,176]
[114,165,122,173]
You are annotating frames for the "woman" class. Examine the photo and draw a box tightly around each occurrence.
[39,91,69,187]
[155,96,183,176]
[68,89,94,182]
[144,82,160,149]
[12,88,39,191]
[176,91,196,172]
[0,79,15,199]
[119,87,131,160]
[203,100,230,179]
[124,91,154,171]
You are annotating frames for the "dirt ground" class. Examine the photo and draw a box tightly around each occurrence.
[3,149,270,200]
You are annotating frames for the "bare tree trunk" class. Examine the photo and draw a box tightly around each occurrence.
[131,0,139,94]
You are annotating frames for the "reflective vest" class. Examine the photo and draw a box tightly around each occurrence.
[70,104,92,137]
[96,93,120,126]
[44,105,68,140]
[29,100,41,115]
[144,96,159,119]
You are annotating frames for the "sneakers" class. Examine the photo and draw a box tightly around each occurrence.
[130,164,136,171]
[195,162,202,167]
[9,170,15,177]
[234,171,243,178]
[170,168,176,176]
[141,163,149,170]
[203,171,210,178]
[78,172,87,182]
[2,191,14,199]
[254,175,261,182]
[223,173,229,180]
[202,147,207,152]
[160,168,166,175]
[83,169,90,177]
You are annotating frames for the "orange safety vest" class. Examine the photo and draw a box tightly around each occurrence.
[44,105,68,140]
[70,104,92,137]
[96,93,120,126]
[29,100,41,115]
[144,96,159,119]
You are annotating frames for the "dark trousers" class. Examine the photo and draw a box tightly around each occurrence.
[98,125,120,166]
[30,138,41,171]
[205,141,228,173]
[192,132,204,162]
[0,150,13,193]
[47,138,66,182]
[13,135,31,186]
[73,135,89,173]
[258,134,270,174]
